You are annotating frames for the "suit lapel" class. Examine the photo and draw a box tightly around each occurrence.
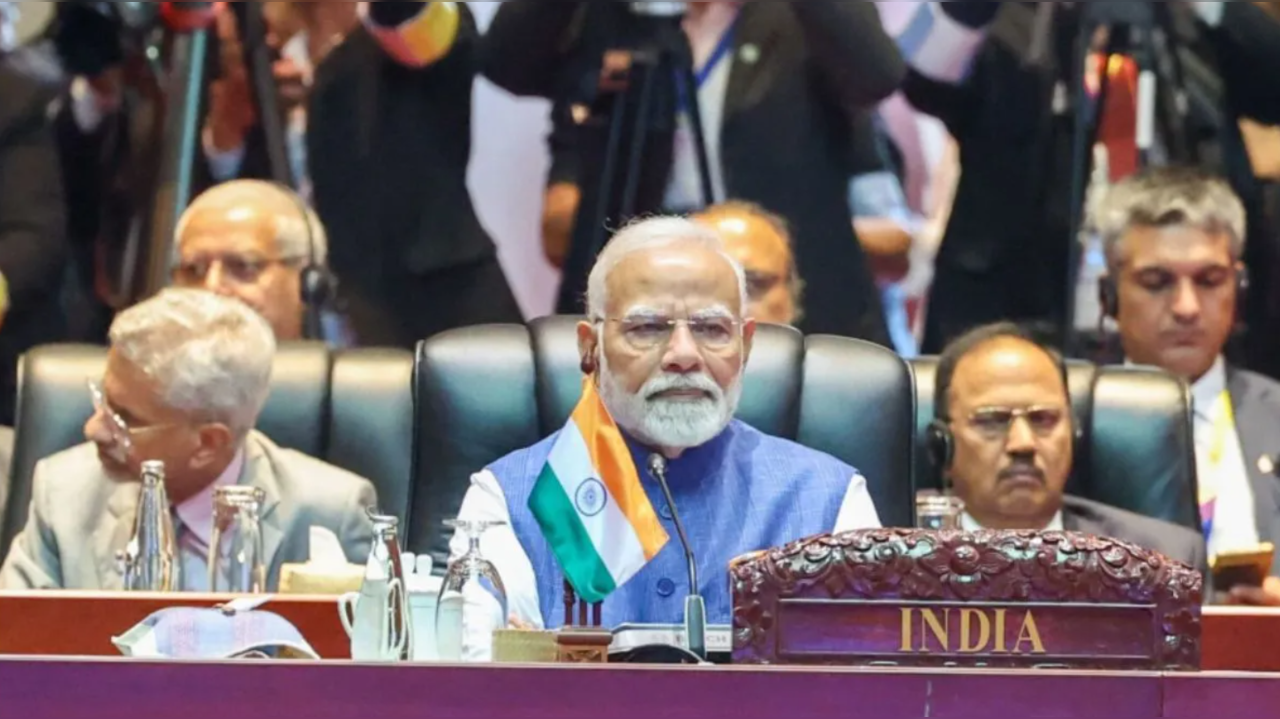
[94,481,141,591]
[1227,369,1280,564]
[241,434,285,571]
[722,3,785,122]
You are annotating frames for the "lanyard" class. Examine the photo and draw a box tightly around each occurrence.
[675,18,739,113]
[1200,390,1236,540]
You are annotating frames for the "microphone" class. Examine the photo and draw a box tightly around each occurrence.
[159,1,224,33]
[646,453,706,661]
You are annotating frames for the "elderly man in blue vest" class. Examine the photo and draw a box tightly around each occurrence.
[448,216,882,659]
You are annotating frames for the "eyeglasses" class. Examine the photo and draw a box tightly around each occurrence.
[598,315,742,351]
[964,406,1066,440]
[87,380,178,452]
[171,254,304,286]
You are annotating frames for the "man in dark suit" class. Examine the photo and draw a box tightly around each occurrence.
[932,322,1205,570]
[898,2,1280,362]
[0,58,69,426]
[483,1,905,345]
[202,1,523,348]
[1096,168,1280,576]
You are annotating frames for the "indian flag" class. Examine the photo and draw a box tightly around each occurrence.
[528,380,670,604]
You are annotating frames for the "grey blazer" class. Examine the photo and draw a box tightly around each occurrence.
[0,431,377,591]
[1227,367,1280,575]
[1062,495,1207,575]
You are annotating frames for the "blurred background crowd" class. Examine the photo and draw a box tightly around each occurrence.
[0,0,1278,422]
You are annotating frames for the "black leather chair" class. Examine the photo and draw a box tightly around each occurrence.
[910,359,1200,532]
[410,317,916,567]
[0,343,415,558]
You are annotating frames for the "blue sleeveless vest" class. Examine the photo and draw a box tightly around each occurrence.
[489,421,858,629]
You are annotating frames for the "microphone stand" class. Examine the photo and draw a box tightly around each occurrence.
[142,25,210,299]
[647,454,706,662]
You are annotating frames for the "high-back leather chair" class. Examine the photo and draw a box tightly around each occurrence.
[910,358,1199,531]
[0,344,415,558]
[410,317,916,567]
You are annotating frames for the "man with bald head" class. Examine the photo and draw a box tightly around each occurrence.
[173,179,338,344]
[933,323,1203,568]
[694,202,802,326]
[450,216,881,658]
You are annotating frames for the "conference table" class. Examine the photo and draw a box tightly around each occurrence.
[3,592,1280,717]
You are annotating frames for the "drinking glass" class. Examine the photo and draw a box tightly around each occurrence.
[916,490,965,530]
[208,486,267,593]
[435,519,508,662]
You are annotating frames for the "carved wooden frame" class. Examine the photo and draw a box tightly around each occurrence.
[731,529,1202,670]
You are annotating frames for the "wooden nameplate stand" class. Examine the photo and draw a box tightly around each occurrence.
[732,528,1204,670]
[555,582,612,663]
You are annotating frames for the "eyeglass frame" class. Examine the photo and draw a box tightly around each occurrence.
[592,311,746,352]
[946,405,1069,442]
[170,253,308,287]
[87,379,183,453]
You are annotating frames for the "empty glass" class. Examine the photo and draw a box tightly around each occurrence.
[208,486,267,593]
[916,490,965,530]
[436,519,508,662]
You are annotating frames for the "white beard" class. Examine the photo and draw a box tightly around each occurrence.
[597,350,742,450]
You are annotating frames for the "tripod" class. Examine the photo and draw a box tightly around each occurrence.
[1061,1,1196,353]
[581,6,718,270]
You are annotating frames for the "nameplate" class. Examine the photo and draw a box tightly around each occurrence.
[731,529,1202,670]
[774,600,1161,669]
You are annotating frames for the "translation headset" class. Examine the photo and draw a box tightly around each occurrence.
[273,182,339,340]
[926,352,1084,491]
[1097,266,1251,321]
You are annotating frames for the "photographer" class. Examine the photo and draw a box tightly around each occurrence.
[485,1,905,344]
[204,1,523,348]
[898,2,1280,367]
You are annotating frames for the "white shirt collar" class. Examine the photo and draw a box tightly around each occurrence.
[961,511,1065,533]
[1190,356,1228,420]
[173,449,247,547]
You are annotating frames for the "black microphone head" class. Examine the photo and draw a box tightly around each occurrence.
[647,453,667,477]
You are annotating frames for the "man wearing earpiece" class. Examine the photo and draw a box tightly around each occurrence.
[1093,168,1280,586]
[931,322,1204,569]
[173,180,350,346]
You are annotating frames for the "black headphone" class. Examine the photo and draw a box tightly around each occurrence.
[927,358,1084,489]
[276,183,339,340]
[1098,266,1251,321]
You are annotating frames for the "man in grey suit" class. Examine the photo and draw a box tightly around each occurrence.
[931,323,1206,571]
[0,289,377,591]
[1096,169,1280,586]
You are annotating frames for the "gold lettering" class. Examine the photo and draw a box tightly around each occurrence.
[1013,611,1047,655]
[993,609,1008,654]
[900,608,914,653]
[920,609,949,653]
[959,609,991,653]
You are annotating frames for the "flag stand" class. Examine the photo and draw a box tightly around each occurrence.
[555,581,612,663]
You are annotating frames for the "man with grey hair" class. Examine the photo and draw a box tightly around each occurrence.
[173,179,342,344]
[448,216,881,659]
[1092,167,1280,594]
[0,288,376,591]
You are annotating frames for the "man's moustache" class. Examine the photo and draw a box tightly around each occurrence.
[998,463,1045,483]
[642,374,721,401]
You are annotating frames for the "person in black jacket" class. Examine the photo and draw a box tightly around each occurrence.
[202,1,523,349]
[0,59,69,425]
[484,1,905,345]
[899,2,1280,368]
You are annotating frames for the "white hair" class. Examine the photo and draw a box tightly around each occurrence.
[175,180,328,265]
[1090,168,1246,273]
[585,216,748,319]
[109,288,277,436]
